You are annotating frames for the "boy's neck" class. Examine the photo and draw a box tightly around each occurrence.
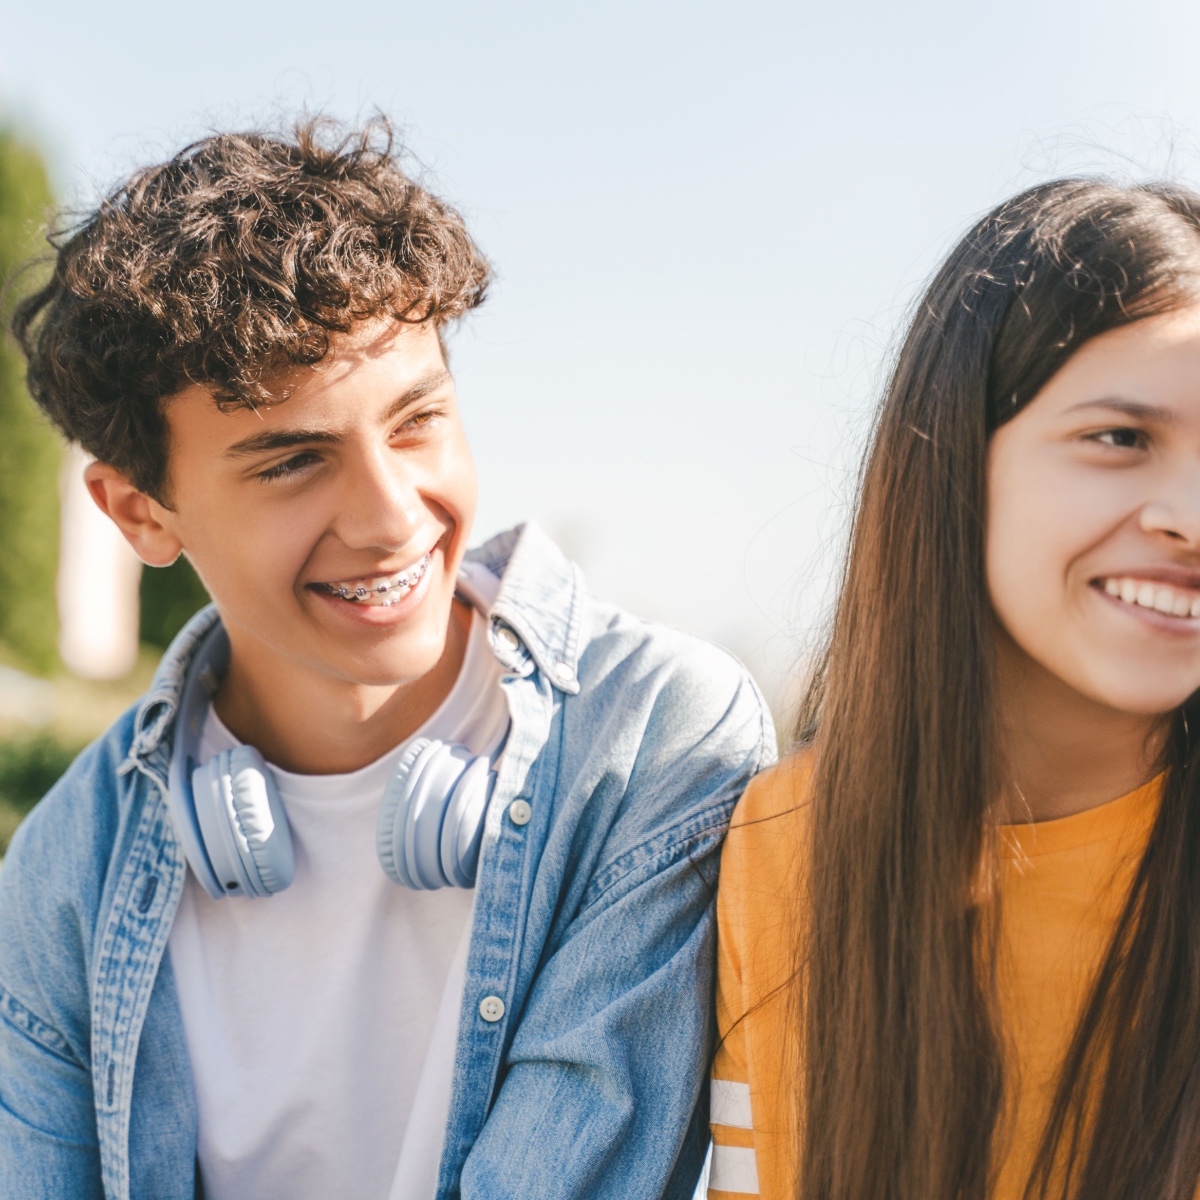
[211,600,473,775]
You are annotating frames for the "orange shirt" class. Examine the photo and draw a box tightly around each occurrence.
[709,755,1162,1199]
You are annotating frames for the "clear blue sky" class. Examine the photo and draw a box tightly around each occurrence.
[3,0,1198,707]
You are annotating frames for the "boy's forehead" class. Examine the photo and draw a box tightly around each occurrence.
[258,319,448,406]
[164,321,450,448]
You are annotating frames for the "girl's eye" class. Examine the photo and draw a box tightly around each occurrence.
[1090,427,1146,450]
[257,452,320,482]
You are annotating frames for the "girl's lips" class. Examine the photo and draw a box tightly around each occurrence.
[1092,564,1200,590]
[1094,578,1200,635]
[1096,575,1200,620]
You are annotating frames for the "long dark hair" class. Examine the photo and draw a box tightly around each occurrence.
[797,179,1200,1200]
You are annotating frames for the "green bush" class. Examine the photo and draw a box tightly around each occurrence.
[0,734,81,857]
[140,556,211,650]
[0,129,59,675]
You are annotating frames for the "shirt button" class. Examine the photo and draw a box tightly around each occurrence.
[553,661,575,684]
[496,625,520,652]
[479,995,506,1023]
[508,799,532,826]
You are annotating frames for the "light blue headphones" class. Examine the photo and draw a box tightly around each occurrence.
[166,620,498,899]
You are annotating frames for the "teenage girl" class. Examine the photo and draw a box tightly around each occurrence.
[710,180,1200,1200]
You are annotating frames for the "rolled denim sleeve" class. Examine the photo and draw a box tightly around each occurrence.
[460,660,775,1200]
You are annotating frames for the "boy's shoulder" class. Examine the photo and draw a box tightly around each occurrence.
[577,592,773,772]
[568,604,777,901]
[477,522,777,887]
[476,521,771,726]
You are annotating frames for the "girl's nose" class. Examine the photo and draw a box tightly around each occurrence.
[1139,498,1200,548]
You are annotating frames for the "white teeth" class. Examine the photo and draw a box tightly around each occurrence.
[1101,576,1200,621]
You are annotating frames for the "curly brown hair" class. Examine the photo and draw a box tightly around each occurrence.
[11,116,490,501]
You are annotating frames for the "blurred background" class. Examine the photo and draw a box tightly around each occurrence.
[2,0,1200,853]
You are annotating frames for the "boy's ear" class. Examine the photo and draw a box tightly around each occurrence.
[84,461,183,568]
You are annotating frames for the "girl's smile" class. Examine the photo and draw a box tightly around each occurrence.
[1095,572,1200,626]
[988,306,1200,718]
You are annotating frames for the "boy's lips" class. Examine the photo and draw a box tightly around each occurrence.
[312,552,433,607]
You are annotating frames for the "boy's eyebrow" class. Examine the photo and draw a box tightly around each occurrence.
[1063,397,1176,424]
[222,369,454,458]
[223,428,341,458]
[378,369,453,425]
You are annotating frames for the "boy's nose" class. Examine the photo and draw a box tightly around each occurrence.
[333,454,426,551]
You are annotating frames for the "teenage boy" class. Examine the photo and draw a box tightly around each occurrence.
[0,121,774,1200]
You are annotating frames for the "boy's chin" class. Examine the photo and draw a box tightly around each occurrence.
[329,635,450,688]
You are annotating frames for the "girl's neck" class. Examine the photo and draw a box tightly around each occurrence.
[994,629,1166,824]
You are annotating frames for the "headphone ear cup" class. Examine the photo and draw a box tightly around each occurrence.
[440,756,494,888]
[225,747,295,896]
[378,739,491,890]
[378,739,437,888]
[191,754,248,898]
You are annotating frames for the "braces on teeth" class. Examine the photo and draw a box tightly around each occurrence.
[321,553,432,605]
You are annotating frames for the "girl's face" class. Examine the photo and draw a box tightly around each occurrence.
[987,306,1200,717]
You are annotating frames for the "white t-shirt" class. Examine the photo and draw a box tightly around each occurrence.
[168,607,508,1200]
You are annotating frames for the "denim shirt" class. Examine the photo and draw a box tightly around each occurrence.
[0,523,775,1200]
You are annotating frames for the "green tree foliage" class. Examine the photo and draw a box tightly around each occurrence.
[140,556,211,650]
[0,734,80,856]
[0,130,59,674]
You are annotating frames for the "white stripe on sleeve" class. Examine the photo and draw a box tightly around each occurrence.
[709,1145,760,1194]
[710,1079,754,1129]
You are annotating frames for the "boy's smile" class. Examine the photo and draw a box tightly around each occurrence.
[316,550,432,606]
[87,318,479,772]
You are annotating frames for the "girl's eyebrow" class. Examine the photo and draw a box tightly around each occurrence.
[1062,397,1176,424]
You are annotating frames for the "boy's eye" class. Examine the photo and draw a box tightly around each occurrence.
[257,452,320,482]
[399,408,439,434]
[1090,427,1146,450]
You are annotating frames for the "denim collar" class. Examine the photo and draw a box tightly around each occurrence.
[123,521,584,772]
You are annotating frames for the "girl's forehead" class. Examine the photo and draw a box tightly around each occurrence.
[1019,306,1200,421]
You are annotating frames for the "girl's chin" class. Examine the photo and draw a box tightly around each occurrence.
[1073,677,1198,720]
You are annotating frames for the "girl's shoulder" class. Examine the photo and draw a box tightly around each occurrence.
[731,749,814,830]
[721,752,813,917]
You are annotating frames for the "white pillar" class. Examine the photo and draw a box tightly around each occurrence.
[57,444,142,680]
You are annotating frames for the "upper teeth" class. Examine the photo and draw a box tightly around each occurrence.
[322,554,432,603]
[1102,576,1200,618]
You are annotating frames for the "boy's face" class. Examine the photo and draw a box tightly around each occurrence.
[153,320,477,691]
